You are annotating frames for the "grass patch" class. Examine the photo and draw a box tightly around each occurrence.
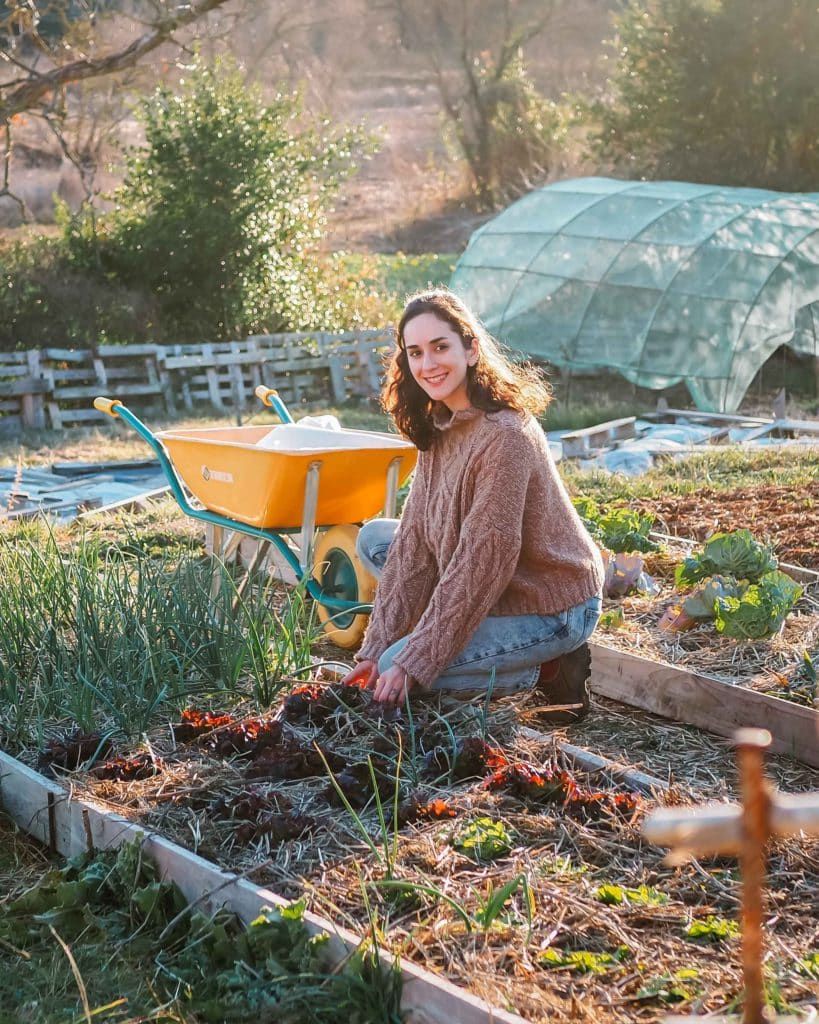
[560,446,819,502]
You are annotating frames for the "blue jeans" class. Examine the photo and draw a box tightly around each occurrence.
[357,519,602,697]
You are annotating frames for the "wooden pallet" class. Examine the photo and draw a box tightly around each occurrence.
[0,330,393,434]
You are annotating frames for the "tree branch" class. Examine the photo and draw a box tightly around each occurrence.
[0,0,233,123]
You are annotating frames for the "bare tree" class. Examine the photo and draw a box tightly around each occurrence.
[0,0,241,217]
[379,0,561,208]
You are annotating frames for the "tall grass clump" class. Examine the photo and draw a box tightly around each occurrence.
[0,524,316,748]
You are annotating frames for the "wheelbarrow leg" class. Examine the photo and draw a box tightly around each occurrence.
[299,461,322,575]
[209,526,244,600]
[232,538,272,611]
[384,456,402,519]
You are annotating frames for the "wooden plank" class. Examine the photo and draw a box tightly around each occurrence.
[642,408,770,426]
[46,402,63,430]
[229,341,246,411]
[48,368,98,382]
[55,383,163,401]
[518,728,667,795]
[103,366,156,382]
[92,357,108,388]
[24,350,46,430]
[0,414,23,437]
[0,376,50,397]
[560,417,637,458]
[42,347,93,362]
[97,344,163,358]
[741,418,819,442]
[0,750,528,1024]
[357,339,383,393]
[53,407,107,423]
[328,354,348,401]
[0,364,36,378]
[589,644,819,769]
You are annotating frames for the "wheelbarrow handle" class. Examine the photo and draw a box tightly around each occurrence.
[255,385,294,424]
[94,396,123,418]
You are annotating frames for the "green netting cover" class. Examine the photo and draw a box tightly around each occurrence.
[450,177,819,411]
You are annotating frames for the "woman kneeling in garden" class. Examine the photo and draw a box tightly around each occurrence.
[342,290,604,721]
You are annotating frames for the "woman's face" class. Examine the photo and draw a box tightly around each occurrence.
[402,312,477,411]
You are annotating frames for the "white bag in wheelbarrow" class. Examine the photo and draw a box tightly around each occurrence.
[256,416,344,451]
[257,415,407,452]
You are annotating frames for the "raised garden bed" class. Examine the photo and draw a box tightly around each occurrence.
[3,680,817,1024]
[588,536,818,766]
[0,498,817,1021]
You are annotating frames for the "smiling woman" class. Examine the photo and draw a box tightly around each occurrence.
[340,289,605,719]
[403,311,477,411]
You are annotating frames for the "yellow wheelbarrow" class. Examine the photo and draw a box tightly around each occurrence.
[94,387,417,648]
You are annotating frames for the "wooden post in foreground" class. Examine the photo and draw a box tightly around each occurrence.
[643,728,819,1024]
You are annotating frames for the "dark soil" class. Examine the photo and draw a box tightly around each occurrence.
[634,482,819,570]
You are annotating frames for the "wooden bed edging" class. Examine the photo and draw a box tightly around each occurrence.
[0,750,527,1024]
[589,644,819,770]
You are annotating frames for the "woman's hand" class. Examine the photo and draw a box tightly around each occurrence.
[372,664,415,707]
[341,660,378,689]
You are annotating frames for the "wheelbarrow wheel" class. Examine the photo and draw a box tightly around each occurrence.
[312,524,376,649]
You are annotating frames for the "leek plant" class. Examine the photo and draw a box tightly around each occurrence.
[0,524,315,746]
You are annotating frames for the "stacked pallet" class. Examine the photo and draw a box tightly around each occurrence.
[0,329,392,434]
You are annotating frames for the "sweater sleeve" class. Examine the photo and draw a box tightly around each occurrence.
[356,458,438,664]
[391,428,533,688]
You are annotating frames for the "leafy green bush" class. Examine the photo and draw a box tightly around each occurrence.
[596,884,668,907]
[573,497,658,554]
[684,915,740,943]
[665,532,801,639]
[0,234,157,350]
[452,816,512,862]
[590,0,819,191]
[1,840,401,1022]
[62,55,371,343]
[538,945,631,974]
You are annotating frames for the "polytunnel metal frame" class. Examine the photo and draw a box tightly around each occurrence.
[450,178,819,412]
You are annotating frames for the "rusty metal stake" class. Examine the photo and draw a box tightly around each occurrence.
[735,728,774,1024]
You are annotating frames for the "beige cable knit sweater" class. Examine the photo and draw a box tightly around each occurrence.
[357,405,605,689]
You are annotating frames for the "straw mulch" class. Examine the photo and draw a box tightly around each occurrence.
[53,686,819,1024]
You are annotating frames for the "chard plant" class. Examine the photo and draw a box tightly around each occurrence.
[683,915,740,943]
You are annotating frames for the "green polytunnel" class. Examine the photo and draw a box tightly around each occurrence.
[449,177,819,411]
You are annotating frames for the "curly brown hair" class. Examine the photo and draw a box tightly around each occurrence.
[382,289,552,450]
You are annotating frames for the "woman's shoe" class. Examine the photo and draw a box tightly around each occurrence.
[535,643,591,724]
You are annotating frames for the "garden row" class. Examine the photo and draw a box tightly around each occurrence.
[567,502,818,767]
[2,670,817,1023]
